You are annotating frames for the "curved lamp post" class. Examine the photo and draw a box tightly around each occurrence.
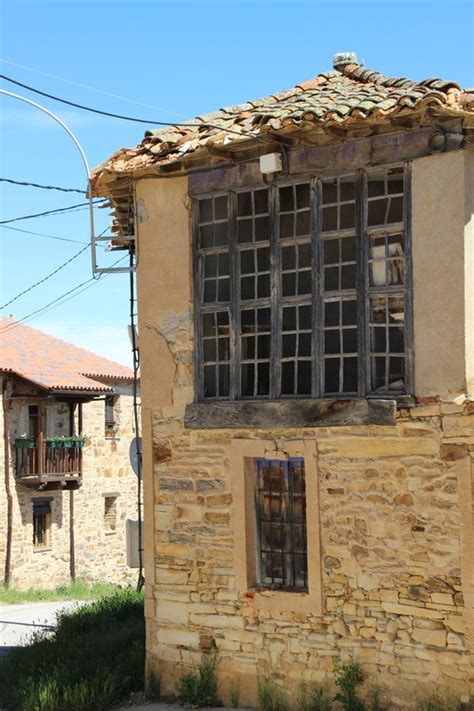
[0,88,97,276]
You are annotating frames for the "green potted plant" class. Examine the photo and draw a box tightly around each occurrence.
[15,435,35,449]
[45,436,64,448]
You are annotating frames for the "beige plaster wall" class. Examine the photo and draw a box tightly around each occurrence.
[464,150,474,398]
[0,387,138,589]
[412,150,472,399]
[135,156,474,708]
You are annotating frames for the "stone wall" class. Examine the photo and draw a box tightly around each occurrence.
[134,152,474,708]
[146,400,474,708]
[0,379,139,589]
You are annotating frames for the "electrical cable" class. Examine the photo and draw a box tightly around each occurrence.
[0,178,85,194]
[0,58,187,119]
[128,248,144,593]
[0,254,128,333]
[0,74,277,145]
[0,199,107,225]
[0,243,91,309]
[1,224,89,245]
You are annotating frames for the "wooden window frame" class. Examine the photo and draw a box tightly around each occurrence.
[255,457,308,592]
[32,499,52,549]
[105,395,119,437]
[193,163,413,403]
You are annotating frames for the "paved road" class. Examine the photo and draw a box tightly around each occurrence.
[0,600,88,659]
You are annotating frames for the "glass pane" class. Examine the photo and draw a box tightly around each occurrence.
[214,195,227,220]
[199,199,213,222]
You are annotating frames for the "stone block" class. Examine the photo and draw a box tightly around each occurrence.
[445,615,464,634]
[411,628,447,648]
[157,627,200,648]
[156,600,189,624]
[189,613,244,630]
[156,567,189,585]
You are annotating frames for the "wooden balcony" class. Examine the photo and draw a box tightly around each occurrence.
[15,434,83,490]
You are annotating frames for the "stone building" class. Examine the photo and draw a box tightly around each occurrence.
[91,54,474,706]
[0,317,139,589]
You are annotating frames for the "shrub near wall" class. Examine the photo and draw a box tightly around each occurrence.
[0,589,144,711]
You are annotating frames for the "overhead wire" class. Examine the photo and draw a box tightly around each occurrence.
[0,74,277,145]
[0,199,107,225]
[0,242,91,309]
[0,253,128,333]
[0,58,187,119]
[128,249,144,592]
[0,177,85,194]
[1,224,90,245]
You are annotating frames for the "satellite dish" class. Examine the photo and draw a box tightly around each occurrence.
[129,437,142,479]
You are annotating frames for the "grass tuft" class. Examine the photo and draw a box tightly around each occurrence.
[0,588,144,711]
[178,654,221,708]
[0,579,122,605]
[297,682,332,711]
[257,676,288,711]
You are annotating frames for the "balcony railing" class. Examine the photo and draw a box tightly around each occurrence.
[15,434,83,490]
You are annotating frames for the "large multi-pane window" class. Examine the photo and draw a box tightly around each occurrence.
[195,165,410,400]
[254,458,307,591]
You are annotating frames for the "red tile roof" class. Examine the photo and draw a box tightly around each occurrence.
[91,56,474,181]
[0,317,133,393]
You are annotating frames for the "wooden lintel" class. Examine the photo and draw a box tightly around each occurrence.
[184,398,396,429]
[205,146,235,160]
[188,124,465,196]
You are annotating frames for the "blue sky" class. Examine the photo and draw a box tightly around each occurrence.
[1,0,473,366]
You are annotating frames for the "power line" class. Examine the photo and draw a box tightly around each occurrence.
[0,199,106,225]
[1,224,89,245]
[0,74,275,145]
[16,255,129,326]
[0,243,90,309]
[0,58,187,119]
[0,177,85,194]
[0,254,127,333]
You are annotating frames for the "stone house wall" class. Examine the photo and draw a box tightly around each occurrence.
[134,149,474,707]
[0,377,139,589]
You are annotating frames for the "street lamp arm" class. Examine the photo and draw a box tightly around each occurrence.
[0,88,97,276]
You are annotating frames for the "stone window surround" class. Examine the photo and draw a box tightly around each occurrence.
[230,437,323,615]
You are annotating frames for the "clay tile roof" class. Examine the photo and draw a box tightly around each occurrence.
[0,317,133,393]
[91,54,474,185]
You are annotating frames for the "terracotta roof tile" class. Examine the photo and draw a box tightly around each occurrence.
[91,58,474,188]
[0,317,133,393]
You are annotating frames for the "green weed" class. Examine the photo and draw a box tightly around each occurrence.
[333,662,365,711]
[257,676,288,711]
[297,681,332,711]
[229,679,240,707]
[178,654,221,708]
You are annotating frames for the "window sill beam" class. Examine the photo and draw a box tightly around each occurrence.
[185,398,396,429]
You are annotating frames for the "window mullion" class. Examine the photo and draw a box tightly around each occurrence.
[192,201,203,401]
[403,163,414,394]
[357,170,369,396]
[228,191,239,400]
[312,178,323,398]
[269,184,280,399]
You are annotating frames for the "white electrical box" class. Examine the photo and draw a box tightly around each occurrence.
[126,519,143,568]
[259,152,282,174]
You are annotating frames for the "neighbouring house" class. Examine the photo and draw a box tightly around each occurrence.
[0,317,139,589]
[91,53,474,706]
